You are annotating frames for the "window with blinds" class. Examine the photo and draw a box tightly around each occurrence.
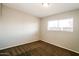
[48,18,73,32]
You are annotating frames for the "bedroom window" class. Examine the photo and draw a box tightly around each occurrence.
[48,18,73,32]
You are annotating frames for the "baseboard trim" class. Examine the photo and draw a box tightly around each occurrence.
[0,40,41,50]
[41,40,79,54]
[0,40,79,55]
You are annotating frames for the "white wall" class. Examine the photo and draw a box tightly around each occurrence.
[0,5,40,50]
[0,4,1,16]
[41,10,79,53]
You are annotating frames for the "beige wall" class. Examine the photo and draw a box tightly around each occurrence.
[0,5,40,50]
[0,4,1,16]
[41,10,79,53]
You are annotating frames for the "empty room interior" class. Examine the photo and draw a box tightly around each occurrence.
[0,3,79,56]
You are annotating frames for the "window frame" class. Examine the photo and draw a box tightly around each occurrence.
[48,18,73,32]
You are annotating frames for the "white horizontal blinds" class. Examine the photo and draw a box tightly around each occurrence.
[48,20,58,30]
[59,18,73,32]
[48,18,73,32]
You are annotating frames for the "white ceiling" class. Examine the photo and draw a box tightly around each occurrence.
[3,3,79,18]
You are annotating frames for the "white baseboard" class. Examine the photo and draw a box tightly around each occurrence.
[42,40,79,54]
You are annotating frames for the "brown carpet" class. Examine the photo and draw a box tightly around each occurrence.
[0,40,79,56]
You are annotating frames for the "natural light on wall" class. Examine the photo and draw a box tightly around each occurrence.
[48,18,73,32]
